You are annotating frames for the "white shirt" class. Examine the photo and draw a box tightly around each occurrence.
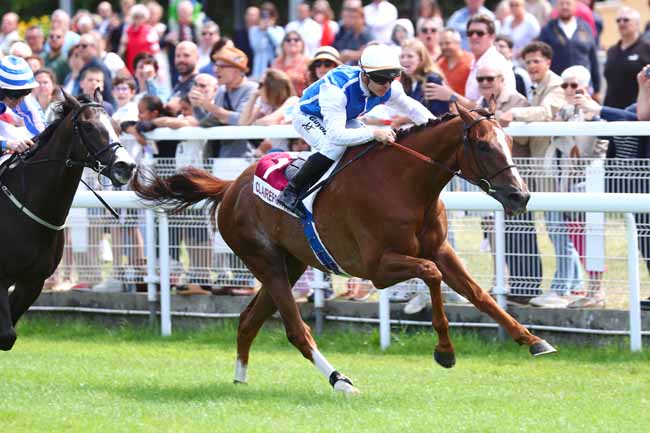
[363,1,398,44]
[558,17,578,39]
[465,46,517,102]
[501,13,541,54]
[285,17,322,57]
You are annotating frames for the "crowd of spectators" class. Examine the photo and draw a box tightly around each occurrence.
[4,0,647,307]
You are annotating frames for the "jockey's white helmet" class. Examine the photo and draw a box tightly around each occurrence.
[0,55,38,90]
[359,44,402,81]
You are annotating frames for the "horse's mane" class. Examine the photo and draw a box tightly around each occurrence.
[36,97,79,145]
[396,113,458,141]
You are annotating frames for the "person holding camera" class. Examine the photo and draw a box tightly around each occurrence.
[249,2,285,80]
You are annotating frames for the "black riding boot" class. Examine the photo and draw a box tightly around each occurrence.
[277,153,334,217]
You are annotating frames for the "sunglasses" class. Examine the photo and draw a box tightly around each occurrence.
[477,76,498,83]
[285,38,301,43]
[561,82,580,89]
[420,27,438,34]
[616,17,630,24]
[467,30,487,38]
[367,74,394,85]
[313,59,335,68]
[214,63,235,69]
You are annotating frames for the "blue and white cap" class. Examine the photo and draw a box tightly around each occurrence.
[0,55,38,90]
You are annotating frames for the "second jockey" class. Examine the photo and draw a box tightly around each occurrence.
[277,44,435,217]
[0,55,46,155]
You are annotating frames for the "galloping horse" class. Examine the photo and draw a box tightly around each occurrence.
[0,90,136,350]
[132,105,555,395]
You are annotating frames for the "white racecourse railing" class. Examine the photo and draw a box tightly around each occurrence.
[68,191,649,352]
[144,121,650,140]
[44,122,650,350]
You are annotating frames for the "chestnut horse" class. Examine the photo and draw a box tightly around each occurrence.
[132,106,555,395]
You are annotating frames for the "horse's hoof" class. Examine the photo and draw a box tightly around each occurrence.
[233,380,247,385]
[434,350,456,368]
[529,340,557,357]
[0,328,17,351]
[333,380,360,396]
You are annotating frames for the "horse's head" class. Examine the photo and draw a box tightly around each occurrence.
[456,104,529,215]
[61,88,136,186]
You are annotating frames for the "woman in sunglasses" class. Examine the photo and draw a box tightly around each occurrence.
[0,55,46,155]
[271,31,309,96]
[307,46,342,84]
[276,43,435,217]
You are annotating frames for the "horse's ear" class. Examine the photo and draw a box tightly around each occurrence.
[487,95,497,114]
[456,103,474,125]
[93,87,103,103]
[61,87,81,109]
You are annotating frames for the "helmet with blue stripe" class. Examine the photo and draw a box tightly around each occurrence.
[0,55,38,90]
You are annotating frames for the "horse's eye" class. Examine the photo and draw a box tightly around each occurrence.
[477,140,490,152]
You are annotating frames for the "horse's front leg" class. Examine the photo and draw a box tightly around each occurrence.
[10,277,45,326]
[434,242,556,356]
[372,252,455,368]
[0,280,17,350]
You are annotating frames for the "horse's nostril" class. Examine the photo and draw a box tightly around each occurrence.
[508,191,530,205]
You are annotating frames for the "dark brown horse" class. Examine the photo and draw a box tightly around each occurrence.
[0,90,136,350]
[132,105,555,395]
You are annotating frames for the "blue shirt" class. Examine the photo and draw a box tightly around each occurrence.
[299,65,392,120]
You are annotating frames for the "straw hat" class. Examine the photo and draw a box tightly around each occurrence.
[308,46,342,69]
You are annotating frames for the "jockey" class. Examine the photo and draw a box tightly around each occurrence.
[0,55,45,155]
[277,43,435,216]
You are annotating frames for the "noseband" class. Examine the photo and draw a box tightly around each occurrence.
[461,114,516,194]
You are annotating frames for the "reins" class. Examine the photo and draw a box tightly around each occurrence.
[390,114,516,194]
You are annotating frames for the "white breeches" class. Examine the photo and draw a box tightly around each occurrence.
[292,112,365,161]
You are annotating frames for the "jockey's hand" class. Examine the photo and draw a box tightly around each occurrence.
[373,128,396,145]
[6,139,33,154]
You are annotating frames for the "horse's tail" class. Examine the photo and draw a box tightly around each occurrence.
[130,166,233,221]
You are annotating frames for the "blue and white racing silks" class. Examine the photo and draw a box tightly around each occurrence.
[0,94,47,141]
[298,65,435,147]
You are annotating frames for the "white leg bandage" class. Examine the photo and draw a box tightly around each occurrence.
[234,358,248,383]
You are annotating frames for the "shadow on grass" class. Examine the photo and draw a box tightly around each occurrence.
[91,381,333,406]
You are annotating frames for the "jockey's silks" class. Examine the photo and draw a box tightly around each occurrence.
[299,65,392,120]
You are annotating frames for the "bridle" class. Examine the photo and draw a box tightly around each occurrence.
[391,113,516,194]
[0,102,124,230]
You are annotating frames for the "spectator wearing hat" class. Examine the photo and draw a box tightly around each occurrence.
[199,46,258,158]
[307,46,342,84]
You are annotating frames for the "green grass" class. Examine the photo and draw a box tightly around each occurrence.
[2,318,650,433]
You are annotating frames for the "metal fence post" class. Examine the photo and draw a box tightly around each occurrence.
[379,288,390,350]
[625,213,642,351]
[145,209,159,327]
[311,269,327,335]
[494,210,507,340]
[158,212,172,336]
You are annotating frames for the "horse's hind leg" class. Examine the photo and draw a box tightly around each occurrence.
[237,248,358,394]
[9,278,45,326]
[372,252,455,368]
[235,258,305,384]
[0,281,17,351]
[435,242,556,356]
